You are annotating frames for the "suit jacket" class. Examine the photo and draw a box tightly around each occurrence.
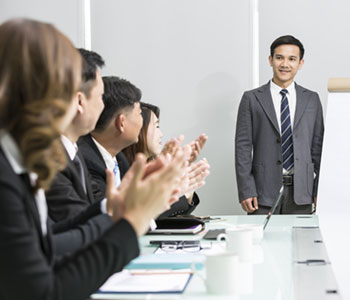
[78,134,200,218]
[235,82,324,206]
[51,202,112,257]
[78,134,129,202]
[0,147,139,300]
[46,149,97,222]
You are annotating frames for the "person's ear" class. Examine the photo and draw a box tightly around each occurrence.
[298,58,304,70]
[115,114,125,133]
[268,55,273,67]
[76,91,86,114]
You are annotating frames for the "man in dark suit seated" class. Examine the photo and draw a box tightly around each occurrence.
[78,76,208,218]
[78,76,143,202]
[46,49,106,222]
[42,49,120,256]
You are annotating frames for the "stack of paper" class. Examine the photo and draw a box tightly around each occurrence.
[98,269,192,294]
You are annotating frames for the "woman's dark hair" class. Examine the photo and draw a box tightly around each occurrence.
[123,102,160,164]
[0,18,82,191]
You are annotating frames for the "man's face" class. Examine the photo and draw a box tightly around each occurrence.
[123,102,143,145]
[269,44,304,88]
[83,70,105,134]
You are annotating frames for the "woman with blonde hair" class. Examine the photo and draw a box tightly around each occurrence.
[0,18,187,300]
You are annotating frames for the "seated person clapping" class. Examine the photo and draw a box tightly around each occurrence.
[123,102,210,218]
[0,18,189,300]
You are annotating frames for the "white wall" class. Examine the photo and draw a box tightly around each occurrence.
[91,0,252,215]
[0,0,84,47]
[259,0,350,111]
[2,0,350,216]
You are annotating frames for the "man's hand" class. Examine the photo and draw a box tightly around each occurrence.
[313,196,317,213]
[105,155,149,221]
[241,197,258,213]
[107,150,190,236]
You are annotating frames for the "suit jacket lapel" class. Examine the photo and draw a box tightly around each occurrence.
[116,152,130,179]
[294,83,309,130]
[64,148,93,204]
[77,149,95,204]
[85,134,106,168]
[254,82,280,135]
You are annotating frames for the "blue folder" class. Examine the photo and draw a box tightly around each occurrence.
[125,253,205,270]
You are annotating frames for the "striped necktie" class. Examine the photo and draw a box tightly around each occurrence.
[113,160,121,188]
[280,89,294,171]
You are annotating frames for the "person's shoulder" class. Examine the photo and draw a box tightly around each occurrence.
[116,151,130,174]
[78,134,93,149]
[243,82,270,96]
[295,83,319,96]
[78,135,98,158]
[0,148,26,195]
[78,135,106,172]
[240,82,270,103]
[0,149,15,179]
[295,83,322,104]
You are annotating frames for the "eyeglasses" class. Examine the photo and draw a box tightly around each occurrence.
[160,241,211,253]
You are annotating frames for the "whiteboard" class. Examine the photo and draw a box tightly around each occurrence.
[317,91,350,299]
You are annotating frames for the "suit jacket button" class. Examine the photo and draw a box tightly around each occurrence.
[277,160,282,165]
[276,138,281,143]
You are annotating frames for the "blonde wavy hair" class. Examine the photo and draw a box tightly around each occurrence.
[0,19,82,191]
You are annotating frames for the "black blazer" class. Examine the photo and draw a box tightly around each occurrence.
[0,148,139,300]
[78,134,129,202]
[78,134,200,219]
[46,149,98,222]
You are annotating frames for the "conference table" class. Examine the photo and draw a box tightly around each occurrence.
[91,215,340,300]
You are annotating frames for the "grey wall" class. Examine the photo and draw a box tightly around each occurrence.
[259,0,350,110]
[0,0,84,47]
[2,0,349,215]
[91,0,252,215]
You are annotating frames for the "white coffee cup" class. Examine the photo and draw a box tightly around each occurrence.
[217,227,253,262]
[238,261,253,294]
[205,252,239,295]
[237,224,264,244]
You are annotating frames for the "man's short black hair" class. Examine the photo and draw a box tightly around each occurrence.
[95,76,142,131]
[78,48,105,96]
[270,35,305,60]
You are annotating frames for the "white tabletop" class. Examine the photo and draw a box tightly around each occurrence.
[91,215,321,300]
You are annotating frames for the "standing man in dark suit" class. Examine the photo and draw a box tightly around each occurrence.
[235,35,324,214]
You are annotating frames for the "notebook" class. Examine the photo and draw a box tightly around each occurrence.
[97,269,192,294]
[202,228,225,240]
[147,217,205,235]
[148,224,204,235]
